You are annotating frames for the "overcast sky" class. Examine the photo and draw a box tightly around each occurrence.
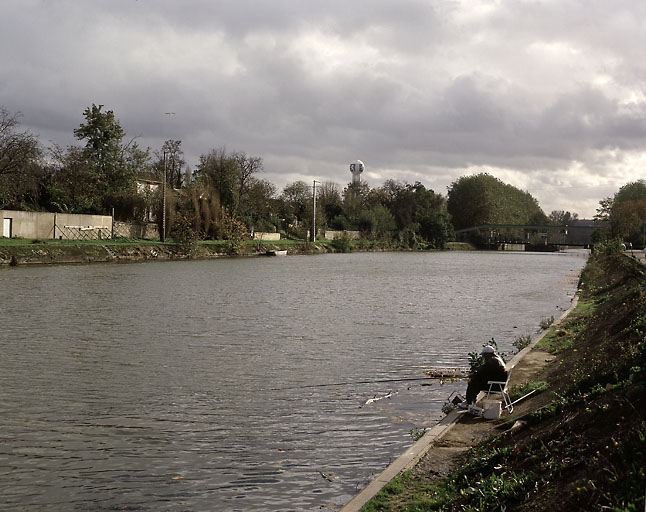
[2,0,646,218]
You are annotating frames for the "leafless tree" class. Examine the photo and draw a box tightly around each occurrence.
[231,151,263,215]
[161,139,185,189]
[0,107,43,208]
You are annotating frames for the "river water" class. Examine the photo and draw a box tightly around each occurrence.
[0,250,586,511]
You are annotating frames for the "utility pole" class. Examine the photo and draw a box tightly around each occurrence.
[311,180,319,242]
[162,151,167,243]
[161,112,175,242]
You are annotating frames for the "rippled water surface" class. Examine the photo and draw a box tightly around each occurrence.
[0,250,586,511]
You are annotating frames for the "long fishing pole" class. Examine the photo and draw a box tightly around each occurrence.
[266,376,436,392]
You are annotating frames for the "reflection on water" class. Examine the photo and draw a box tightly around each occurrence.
[0,250,586,510]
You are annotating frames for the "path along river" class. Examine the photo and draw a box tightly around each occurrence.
[0,250,587,511]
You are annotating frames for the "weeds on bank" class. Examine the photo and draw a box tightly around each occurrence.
[365,400,645,511]
[512,334,532,351]
[441,402,457,415]
[536,298,596,354]
[539,315,555,330]
[408,427,427,442]
[362,446,539,512]
[331,232,354,252]
[509,380,547,402]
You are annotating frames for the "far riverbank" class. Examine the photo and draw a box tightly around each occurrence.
[0,239,476,266]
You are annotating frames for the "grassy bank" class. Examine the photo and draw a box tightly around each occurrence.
[0,237,475,265]
[362,241,645,511]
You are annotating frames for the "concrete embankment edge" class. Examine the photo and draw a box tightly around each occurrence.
[340,292,581,512]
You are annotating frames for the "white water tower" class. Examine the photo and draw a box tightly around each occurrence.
[350,160,364,184]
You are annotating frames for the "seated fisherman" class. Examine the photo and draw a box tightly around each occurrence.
[458,345,507,409]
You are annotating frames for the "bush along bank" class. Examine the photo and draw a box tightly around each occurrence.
[362,239,645,512]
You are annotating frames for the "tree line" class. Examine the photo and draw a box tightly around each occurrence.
[11,104,643,248]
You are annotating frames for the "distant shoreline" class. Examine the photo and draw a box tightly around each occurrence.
[0,240,476,266]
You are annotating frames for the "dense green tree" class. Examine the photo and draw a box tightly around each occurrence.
[43,145,103,213]
[595,197,613,223]
[317,181,343,228]
[342,181,371,226]
[74,104,134,201]
[280,180,311,224]
[417,209,454,248]
[390,182,443,229]
[239,178,278,232]
[389,182,453,248]
[613,180,646,205]
[447,173,547,230]
[357,204,396,240]
[369,179,405,212]
[0,107,44,209]
[612,200,646,246]
[118,141,151,220]
[41,105,149,218]
[598,180,646,246]
[50,104,145,217]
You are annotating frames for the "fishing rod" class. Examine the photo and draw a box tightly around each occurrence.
[266,376,438,392]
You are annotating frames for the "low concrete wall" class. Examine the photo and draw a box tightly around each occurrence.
[113,221,160,240]
[253,232,281,241]
[324,230,360,240]
[54,213,112,239]
[500,243,525,251]
[1,210,112,239]
[2,210,53,238]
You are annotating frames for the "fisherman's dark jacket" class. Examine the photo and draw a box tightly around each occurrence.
[474,355,507,382]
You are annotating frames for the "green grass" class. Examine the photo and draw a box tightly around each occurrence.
[361,447,538,512]
[509,380,548,401]
[536,299,596,354]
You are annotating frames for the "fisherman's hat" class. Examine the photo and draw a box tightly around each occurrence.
[481,345,495,354]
